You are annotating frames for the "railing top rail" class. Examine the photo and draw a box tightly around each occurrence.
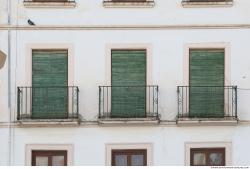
[23,0,76,2]
[177,85,237,88]
[17,86,79,88]
[99,85,158,87]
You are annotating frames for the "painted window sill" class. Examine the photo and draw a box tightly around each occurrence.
[103,1,155,8]
[182,1,233,8]
[17,119,80,127]
[98,117,159,126]
[23,1,76,8]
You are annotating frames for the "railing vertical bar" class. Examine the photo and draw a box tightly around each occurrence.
[177,86,179,117]
[235,86,238,118]
[231,86,235,117]
[212,87,213,116]
[70,87,72,118]
[156,86,158,118]
[77,87,79,118]
[99,86,101,118]
[230,86,232,117]
[148,86,150,117]
[153,86,155,116]
[17,87,20,120]
[184,87,186,117]
[30,87,32,118]
[107,86,108,118]
[25,87,27,117]
[228,86,230,117]
[46,87,48,117]
[103,86,105,117]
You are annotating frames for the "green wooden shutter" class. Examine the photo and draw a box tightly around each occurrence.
[32,50,68,119]
[111,50,146,118]
[189,50,224,118]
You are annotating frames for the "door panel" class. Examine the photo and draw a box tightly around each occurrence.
[189,50,224,118]
[32,50,68,119]
[111,50,146,118]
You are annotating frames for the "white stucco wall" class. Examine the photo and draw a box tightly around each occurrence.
[0,126,249,165]
[4,0,250,26]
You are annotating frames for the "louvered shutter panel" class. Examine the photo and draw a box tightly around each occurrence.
[32,50,68,119]
[189,50,224,118]
[111,50,146,118]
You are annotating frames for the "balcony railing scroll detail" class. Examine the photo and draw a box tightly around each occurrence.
[17,86,79,120]
[177,86,237,119]
[99,86,159,119]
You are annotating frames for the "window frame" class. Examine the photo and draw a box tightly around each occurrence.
[32,150,67,166]
[25,144,74,166]
[184,142,232,166]
[190,148,225,166]
[106,143,153,166]
[111,149,147,166]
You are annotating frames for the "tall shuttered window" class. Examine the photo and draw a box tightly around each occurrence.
[189,49,225,118]
[111,50,146,118]
[32,50,68,119]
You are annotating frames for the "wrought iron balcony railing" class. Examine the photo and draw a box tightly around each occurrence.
[99,86,159,119]
[17,86,79,120]
[23,0,75,2]
[182,0,232,2]
[105,0,147,2]
[177,86,237,119]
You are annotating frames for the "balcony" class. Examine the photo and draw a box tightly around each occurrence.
[17,86,79,126]
[103,0,155,8]
[182,0,233,7]
[177,86,238,126]
[98,86,159,125]
[23,0,76,8]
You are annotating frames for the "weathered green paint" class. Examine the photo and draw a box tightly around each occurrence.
[111,50,146,118]
[32,50,68,119]
[189,50,225,118]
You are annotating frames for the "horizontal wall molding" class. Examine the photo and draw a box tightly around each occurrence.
[1,120,250,128]
[1,24,250,30]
